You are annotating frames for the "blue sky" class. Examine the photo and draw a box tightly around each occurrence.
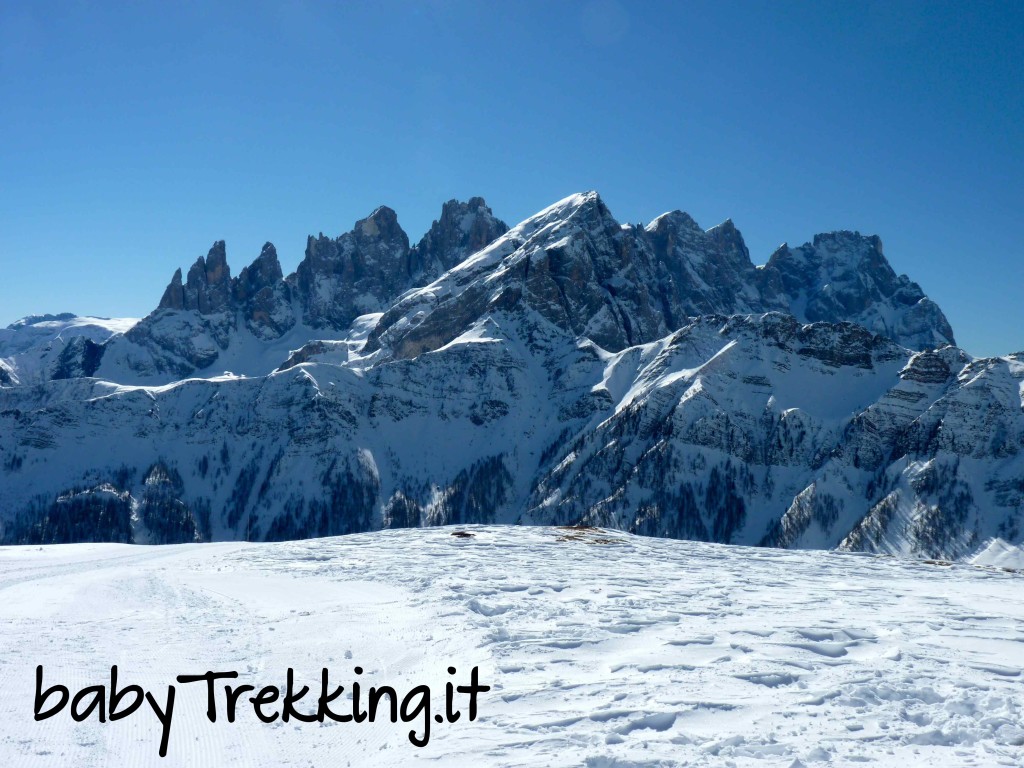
[2,0,1022,355]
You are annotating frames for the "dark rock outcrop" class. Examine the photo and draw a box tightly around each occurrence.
[410,197,509,278]
[292,206,412,329]
[233,243,293,339]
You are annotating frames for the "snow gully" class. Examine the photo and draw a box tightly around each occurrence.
[34,664,490,756]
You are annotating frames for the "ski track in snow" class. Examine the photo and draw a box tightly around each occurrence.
[0,526,1022,767]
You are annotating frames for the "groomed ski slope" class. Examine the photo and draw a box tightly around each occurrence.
[0,526,1021,767]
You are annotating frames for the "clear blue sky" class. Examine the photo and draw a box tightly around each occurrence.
[2,1,1022,355]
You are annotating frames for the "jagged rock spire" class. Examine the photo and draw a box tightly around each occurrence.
[412,197,509,275]
[293,206,412,329]
[234,243,284,303]
[158,268,185,311]
[155,241,234,315]
[233,243,293,339]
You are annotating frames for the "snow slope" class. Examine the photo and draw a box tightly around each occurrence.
[1,525,1021,767]
[0,315,138,385]
[971,539,1024,570]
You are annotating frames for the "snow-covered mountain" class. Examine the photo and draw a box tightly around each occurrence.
[366,192,955,361]
[2,192,1018,561]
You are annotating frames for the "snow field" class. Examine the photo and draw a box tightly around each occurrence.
[0,525,1022,767]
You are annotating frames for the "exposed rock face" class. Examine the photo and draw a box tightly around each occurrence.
[117,240,293,376]
[233,243,293,339]
[513,192,667,351]
[367,193,668,357]
[52,336,105,379]
[899,349,956,385]
[158,269,185,311]
[103,199,504,375]
[410,197,509,278]
[293,206,412,329]
[645,212,776,325]
[86,198,510,379]
[292,200,510,330]
[234,243,284,303]
[158,240,234,314]
[157,240,287,324]
[125,243,239,376]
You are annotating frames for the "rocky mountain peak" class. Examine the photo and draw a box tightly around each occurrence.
[772,231,890,283]
[646,211,703,237]
[411,197,509,277]
[234,242,284,301]
[356,206,405,244]
[293,206,412,329]
[518,191,609,235]
[646,211,766,324]
[705,218,751,264]
[205,239,229,275]
[761,230,955,350]
[558,190,611,223]
[233,243,293,340]
[811,229,883,253]
[157,241,233,315]
[368,191,671,358]
[158,268,185,310]
[259,240,281,263]
[230,243,282,303]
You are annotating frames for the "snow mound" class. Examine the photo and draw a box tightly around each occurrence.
[971,538,1024,570]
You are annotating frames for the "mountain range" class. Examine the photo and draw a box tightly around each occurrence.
[1,192,1020,559]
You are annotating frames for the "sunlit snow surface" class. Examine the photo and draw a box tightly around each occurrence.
[1,526,1022,767]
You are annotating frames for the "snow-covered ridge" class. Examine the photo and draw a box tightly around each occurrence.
[367,191,955,361]
[3,191,954,386]
[0,314,139,385]
[1,308,1020,559]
